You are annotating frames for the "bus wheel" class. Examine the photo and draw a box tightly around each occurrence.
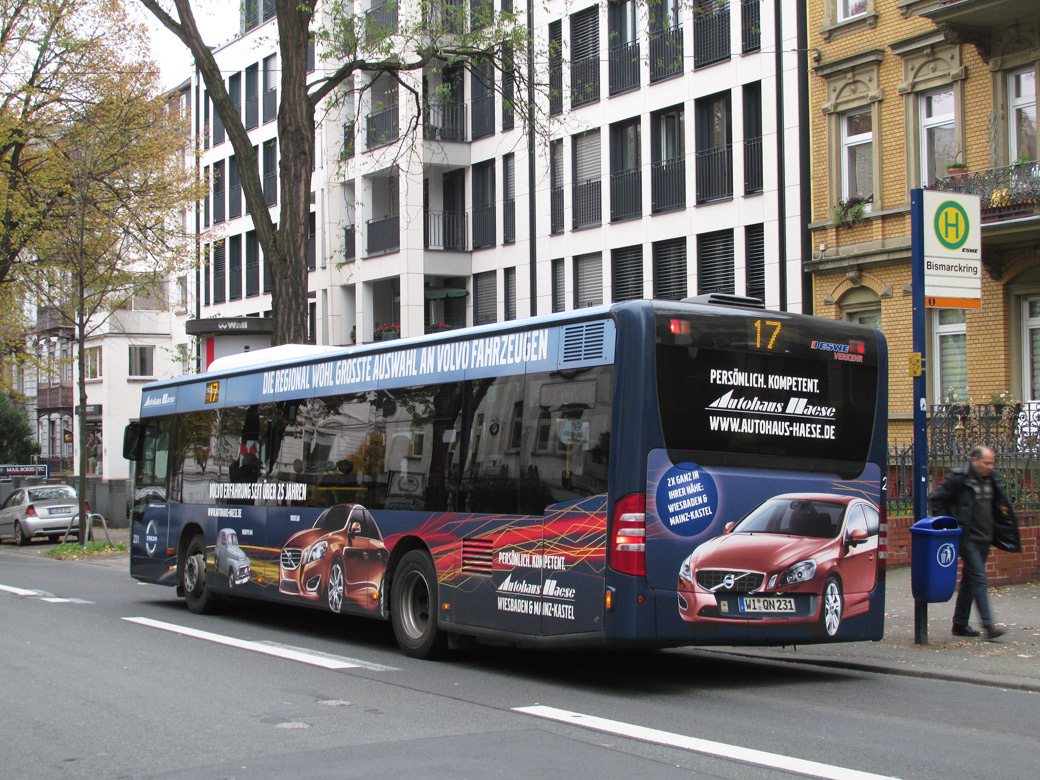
[327,559,345,614]
[183,534,216,614]
[227,569,235,590]
[391,551,447,659]
[817,576,843,639]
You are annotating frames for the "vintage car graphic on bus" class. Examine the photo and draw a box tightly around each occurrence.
[676,493,880,638]
[278,504,388,613]
[215,527,251,588]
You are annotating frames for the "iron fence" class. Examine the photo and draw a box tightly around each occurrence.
[888,402,1040,515]
[472,203,496,249]
[929,161,1040,221]
[651,158,686,213]
[572,179,602,229]
[694,3,731,69]
[366,104,399,149]
[424,99,466,142]
[424,210,467,251]
[571,56,600,108]
[550,186,564,234]
[649,26,683,83]
[366,214,400,256]
[741,0,760,53]
[471,95,494,140]
[744,135,763,194]
[610,168,642,221]
[696,144,733,203]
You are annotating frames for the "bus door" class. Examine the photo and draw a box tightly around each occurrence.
[130,419,174,584]
[523,366,612,636]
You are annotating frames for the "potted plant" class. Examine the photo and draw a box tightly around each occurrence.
[832,193,873,227]
[945,162,968,179]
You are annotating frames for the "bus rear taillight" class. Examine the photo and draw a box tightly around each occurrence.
[611,493,646,577]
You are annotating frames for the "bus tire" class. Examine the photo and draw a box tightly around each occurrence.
[183,534,217,614]
[391,550,447,659]
[816,575,843,639]
[327,558,345,613]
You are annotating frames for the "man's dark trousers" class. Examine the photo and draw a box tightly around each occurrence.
[953,538,992,629]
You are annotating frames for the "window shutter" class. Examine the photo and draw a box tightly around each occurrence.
[552,258,565,312]
[697,229,735,294]
[213,240,226,304]
[574,252,603,308]
[474,271,496,324]
[574,130,601,184]
[612,245,643,301]
[229,235,242,301]
[505,267,516,320]
[653,238,687,300]
[504,155,515,200]
[246,231,259,297]
[745,224,764,302]
[550,140,564,188]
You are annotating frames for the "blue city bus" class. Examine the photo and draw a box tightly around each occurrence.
[124,296,888,658]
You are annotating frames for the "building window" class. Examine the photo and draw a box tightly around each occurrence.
[263,54,278,124]
[608,0,639,95]
[503,153,515,244]
[839,287,881,329]
[649,0,683,83]
[697,229,734,295]
[471,58,494,140]
[212,159,225,224]
[246,230,260,297]
[695,90,733,204]
[743,82,763,195]
[202,165,210,228]
[838,0,867,22]
[229,234,242,301]
[474,270,496,324]
[245,63,259,130]
[653,237,686,300]
[741,0,760,53]
[549,20,563,115]
[177,275,188,311]
[610,117,641,222]
[933,308,967,403]
[85,347,102,380]
[203,90,210,149]
[651,105,685,213]
[502,43,515,131]
[504,267,516,320]
[612,245,643,301]
[1010,67,1037,163]
[842,108,873,202]
[920,88,955,186]
[572,129,601,229]
[693,0,730,70]
[129,346,154,379]
[551,258,565,312]
[574,252,603,308]
[745,223,764,302]
[472,160,496,250]
[570,5,600,108]
[550,138,564,234]
[307,211,316,271]
[229,72,241,117]
[228,156,241,219]
[263,139,277,206]
[212,239,226,304]
[1023,296,1040,401]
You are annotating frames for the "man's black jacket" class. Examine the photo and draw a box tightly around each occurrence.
[928,464,1022,553]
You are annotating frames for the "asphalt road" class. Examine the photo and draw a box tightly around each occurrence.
[1,545,1036,780]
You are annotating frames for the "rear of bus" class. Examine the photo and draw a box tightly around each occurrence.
[605,298,887,646]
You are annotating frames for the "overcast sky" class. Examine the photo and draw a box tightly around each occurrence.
[135,1,241,90]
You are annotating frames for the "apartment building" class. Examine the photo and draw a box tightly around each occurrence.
[806,0,1040,443]
[192,0,809,359]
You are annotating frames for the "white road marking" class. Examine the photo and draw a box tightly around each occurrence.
[0,584,40,596]
[514,705,903,780]
[123,617,370,670]
[255,641,398,671]
[40,597,93,604]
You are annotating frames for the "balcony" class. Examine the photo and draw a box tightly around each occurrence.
[924,0,1024,41]
[366,104,399,149]
[472,204,495,249]
[694,3,730,69]
[37,384,74,412]
[609,41,640,96]
[931,161,1040,223]
[696,145,733,204]
[651,158,686,213]
[366,214,400,256]
[471,95,494,140]
[36,307,72,333]
[425,0,465,34]
[744,136,763,195]
[610,169,642,221]
[366,1,399,42]
[550,186,564,234]
[570,56,600,108]
[424,99,466,142]
[572,179,601,229]
[741,0,761,52]
[649,26,683,83]
[424,210,467,251]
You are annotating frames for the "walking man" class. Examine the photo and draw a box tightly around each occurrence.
[929,445,1021,639]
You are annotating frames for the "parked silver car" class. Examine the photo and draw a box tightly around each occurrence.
[0,485,85,545]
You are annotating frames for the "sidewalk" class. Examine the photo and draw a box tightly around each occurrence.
[17,531,1040,688]
[710,565,1040,691]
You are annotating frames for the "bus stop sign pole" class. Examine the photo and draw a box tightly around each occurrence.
[911,189,930,644]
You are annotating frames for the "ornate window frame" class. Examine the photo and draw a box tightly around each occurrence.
[817,50,883,211]
[821,0,878,42]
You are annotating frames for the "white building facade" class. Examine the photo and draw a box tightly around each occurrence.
[192,0,807,355]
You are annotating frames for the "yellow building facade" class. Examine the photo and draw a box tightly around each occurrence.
[806,0,1040,446]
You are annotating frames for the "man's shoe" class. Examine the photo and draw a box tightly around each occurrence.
[952,624,981,637]
[984,624,1007,640]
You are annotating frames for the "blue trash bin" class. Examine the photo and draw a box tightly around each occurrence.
[910,516,962,602]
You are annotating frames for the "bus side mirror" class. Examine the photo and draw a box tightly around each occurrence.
[123,422,144,461]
